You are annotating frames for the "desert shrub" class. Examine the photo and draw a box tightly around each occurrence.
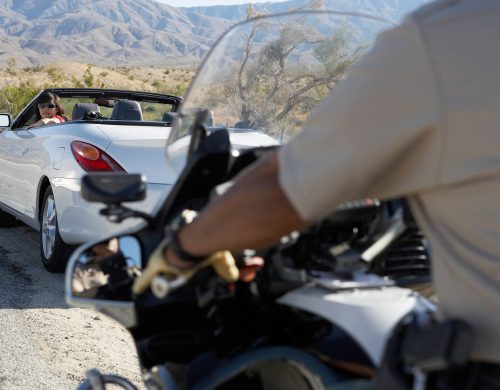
[47,65,65,83]
[0,82,39,116]
[162,83,187,97]
[143,105,156,112]
[23,65,44,73]
[71,75,84,88]
[6,57,17,76]
[83,65,94,87]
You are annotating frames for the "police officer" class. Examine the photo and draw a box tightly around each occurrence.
[134,0,500,386]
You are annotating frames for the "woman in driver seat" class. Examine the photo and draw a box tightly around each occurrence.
[28,91,68,128]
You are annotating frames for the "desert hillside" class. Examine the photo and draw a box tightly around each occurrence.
[0,0,429,68]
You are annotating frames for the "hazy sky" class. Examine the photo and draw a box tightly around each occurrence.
[157,0,288,7]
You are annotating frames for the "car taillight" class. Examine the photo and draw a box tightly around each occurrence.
[71,141,125,172]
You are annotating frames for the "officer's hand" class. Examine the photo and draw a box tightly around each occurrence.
[132,239,239,295]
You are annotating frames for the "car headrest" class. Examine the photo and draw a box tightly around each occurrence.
[111,100,143,121]
[72,103,100,120]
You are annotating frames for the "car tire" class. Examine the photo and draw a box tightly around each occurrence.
[0,209,19,227]
[39,186,74,273]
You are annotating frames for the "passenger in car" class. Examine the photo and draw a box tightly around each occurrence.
[28,91,68,128]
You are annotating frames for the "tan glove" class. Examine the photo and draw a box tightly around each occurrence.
[132,238,239,295]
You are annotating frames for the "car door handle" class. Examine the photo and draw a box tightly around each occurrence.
[22,147,28,155]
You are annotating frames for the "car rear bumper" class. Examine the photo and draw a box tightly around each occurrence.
[51,178,171,244]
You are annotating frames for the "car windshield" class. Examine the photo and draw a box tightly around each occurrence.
[168,10,393,149]
[14,89,182,129]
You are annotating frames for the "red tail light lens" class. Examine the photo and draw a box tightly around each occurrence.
[71,141,125,172]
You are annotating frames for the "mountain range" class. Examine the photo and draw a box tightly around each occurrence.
[0,0,429,68]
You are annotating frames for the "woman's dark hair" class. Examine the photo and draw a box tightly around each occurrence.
[35,91,68,121]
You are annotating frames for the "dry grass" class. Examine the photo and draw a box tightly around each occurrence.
[0,62,196,95]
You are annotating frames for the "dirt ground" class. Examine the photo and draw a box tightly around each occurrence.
[0,224,145,389]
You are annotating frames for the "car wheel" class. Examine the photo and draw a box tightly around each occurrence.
[39,187,74,273]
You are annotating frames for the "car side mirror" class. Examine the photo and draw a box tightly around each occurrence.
[0,113,12,127]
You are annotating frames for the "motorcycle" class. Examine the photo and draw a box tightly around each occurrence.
[65,10,435,389]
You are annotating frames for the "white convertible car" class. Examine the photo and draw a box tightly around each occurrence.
[0,88,278,272]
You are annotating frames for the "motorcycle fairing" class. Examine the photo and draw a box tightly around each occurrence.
[278,286,431,365]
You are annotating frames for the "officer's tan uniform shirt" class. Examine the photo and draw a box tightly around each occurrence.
[279,0,500,363]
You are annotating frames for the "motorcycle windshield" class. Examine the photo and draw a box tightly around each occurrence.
[167,10,393,163]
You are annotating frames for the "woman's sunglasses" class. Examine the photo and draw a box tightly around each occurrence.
[38,103,56,109]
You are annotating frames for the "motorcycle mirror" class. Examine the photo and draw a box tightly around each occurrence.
[187,108,210,156]
[65,235,142,328]
[81,172,146,204]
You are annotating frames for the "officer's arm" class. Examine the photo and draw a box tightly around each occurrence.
[170,150,306,265]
